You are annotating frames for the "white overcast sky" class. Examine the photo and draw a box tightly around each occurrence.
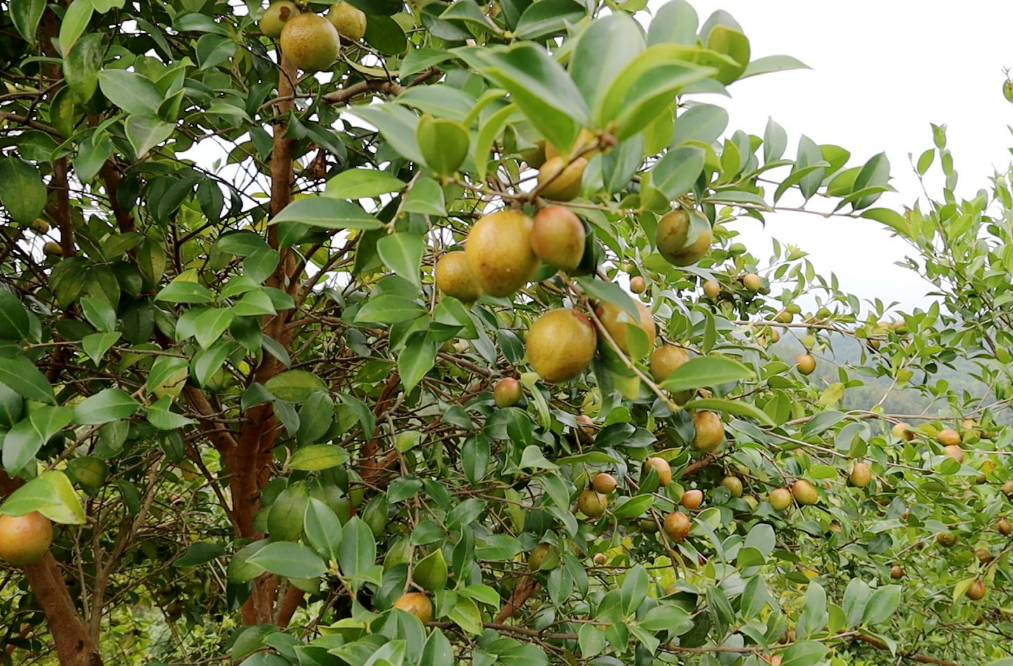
[658,0,1013,312]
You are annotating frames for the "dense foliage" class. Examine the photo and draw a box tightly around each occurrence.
[2,0,1013,665]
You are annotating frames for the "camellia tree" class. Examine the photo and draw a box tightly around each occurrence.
[4,0,1013,664]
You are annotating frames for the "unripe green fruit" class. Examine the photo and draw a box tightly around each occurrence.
[528,543,555,571]
[656,209,711,266]
[577,488,608,517]
[936,532,957,547]
[774,310,793,324]
[720,476,743,498]
[326,1,367,41]
[703,280,720,299]
[260,1,300,37]
[892,422,915,441]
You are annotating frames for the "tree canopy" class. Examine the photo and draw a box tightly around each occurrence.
[1,0,1013,665]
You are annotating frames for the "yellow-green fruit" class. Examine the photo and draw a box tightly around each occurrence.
[630,276,646,294]
[435,252,481,302]
[681,489,703,510]
[326,1,366,40]
[43,242,63,257]
[720,476,743,498]
[943,444,963,463]
[967,579,986,601]
[591,473,617,494]
[791,479,819,505]
[592,552,607,565]
[0,512,53,566]
[890,565,904,580]
[528,543,554,571]
[530,205,584,271]
[796,353,816,375]
[937,428,962,446]
[703,280,720,299]
[643,456,672,486]
[520,143,546,168]
[465,210,540,297]
[575,414,595,441]
[769,488,792,511]
[892,422,915,441]
[649,345,689,383]
[526,309,597,383]
[742,273,763,291]
[656,209,712,266]
[29,219,50,234]
[774,310,793,324]
[692,411,724,452]
[849,462,872,488]
[279,13,340,72]
[545,129,596,161]
[260,1,300,37]
[663,511,691,542]
[1003,480,1013,496]
[998,518,1012,536]
[936,532,957,547]
[595,300,656,354]
[393,593,433,623]
[577,488,608,517]
[493,378,522,408]
[537,156,586,201]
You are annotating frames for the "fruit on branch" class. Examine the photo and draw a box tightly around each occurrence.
[435,252,482,302]
[936,532,958,547]
[943,445,963,463]
[530,205,585,271]
[769,488,792,511]
[326,1,367,40]
[692,411,724,452]
[29,219,49,234]
[0,512,53,566]
[630,276,646,294]
[681,489,703,510]
[493,378,522,408]
[849,462,872,488]
[974,548,994,564]
[465,210,539,297]
[892,422,915,441]
[720,476,743,497]
[591,473,617,494]
[998,517,1012,536]
[656,209,712,266]
[544,129,596,161]
[528,543,555,571]
[643,456,672,486]
[967,579,986,601]
[592,552,607,565]
[703,280,720,299]
[577,488,608,517]
[526,309,596,383]
[796,353,816,375]
[937,428,961,446]
[742,273,763,291]
[43,242,63,257]
[791,479,819,505]
[575,414,595,441]
[260,1,300,37]
[663,511,691,542]
[537,156,587,201]
[1003,480,1013,496]
[649,345,688,383]
[280,13,340,72]
[594,300,656,354]
[890,565,904,580]
[393,593,433,623]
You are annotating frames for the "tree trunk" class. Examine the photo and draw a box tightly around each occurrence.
[23,555,102,666]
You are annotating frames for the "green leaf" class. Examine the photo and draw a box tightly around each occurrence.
[862,207,910,238]
[399,333,436,393]
[0,292,32,341]
[575,276,639,320]
[419,629,454,666]
[194,308,234,350]
[647,0,698,46]
[659,356,753,393]
[64,33,104,103]
[3,406,74,473]
[778,641,829,666]
[741,54,808,79]
[417,115,469,176]
[680,397,775,427]
[0,158,47,225]
[98,70,161,116]
[862,585,901,625]
[155,279,214,304]
[355,294,426,324]
[414,547,448,592]
[175,541,225,567]
[58,0,94,54]
[346,103,425,164]
[267,482,308,542]
[0,471,86,524]
[270,197,382,231]
[124,115,175,157]
[448,597,483,635]
[264,370,328,403]
[651,145,705,200]
[402,177,447,216]
[457,43,588,154]
[797,581,827,639]
[705,24,749,84]
[289,445,349,471]
[325,168,406,199]
[377,233,425,288]
[400,48,453,78]
[842,578,871,629]
[338,517,377,585]
[246,542,327,579]
[304,498,343,562]
[145,396,196,430]
[81,332,121,365]
[0,356,55,404]
[514,0,585,39]
[10,0,46,43]
[74,389,140,425]
[611,494,653,519]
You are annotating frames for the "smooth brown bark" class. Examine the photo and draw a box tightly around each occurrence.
[23,556,102,666]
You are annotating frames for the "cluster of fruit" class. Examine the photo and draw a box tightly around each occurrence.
[259,0,368,72]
